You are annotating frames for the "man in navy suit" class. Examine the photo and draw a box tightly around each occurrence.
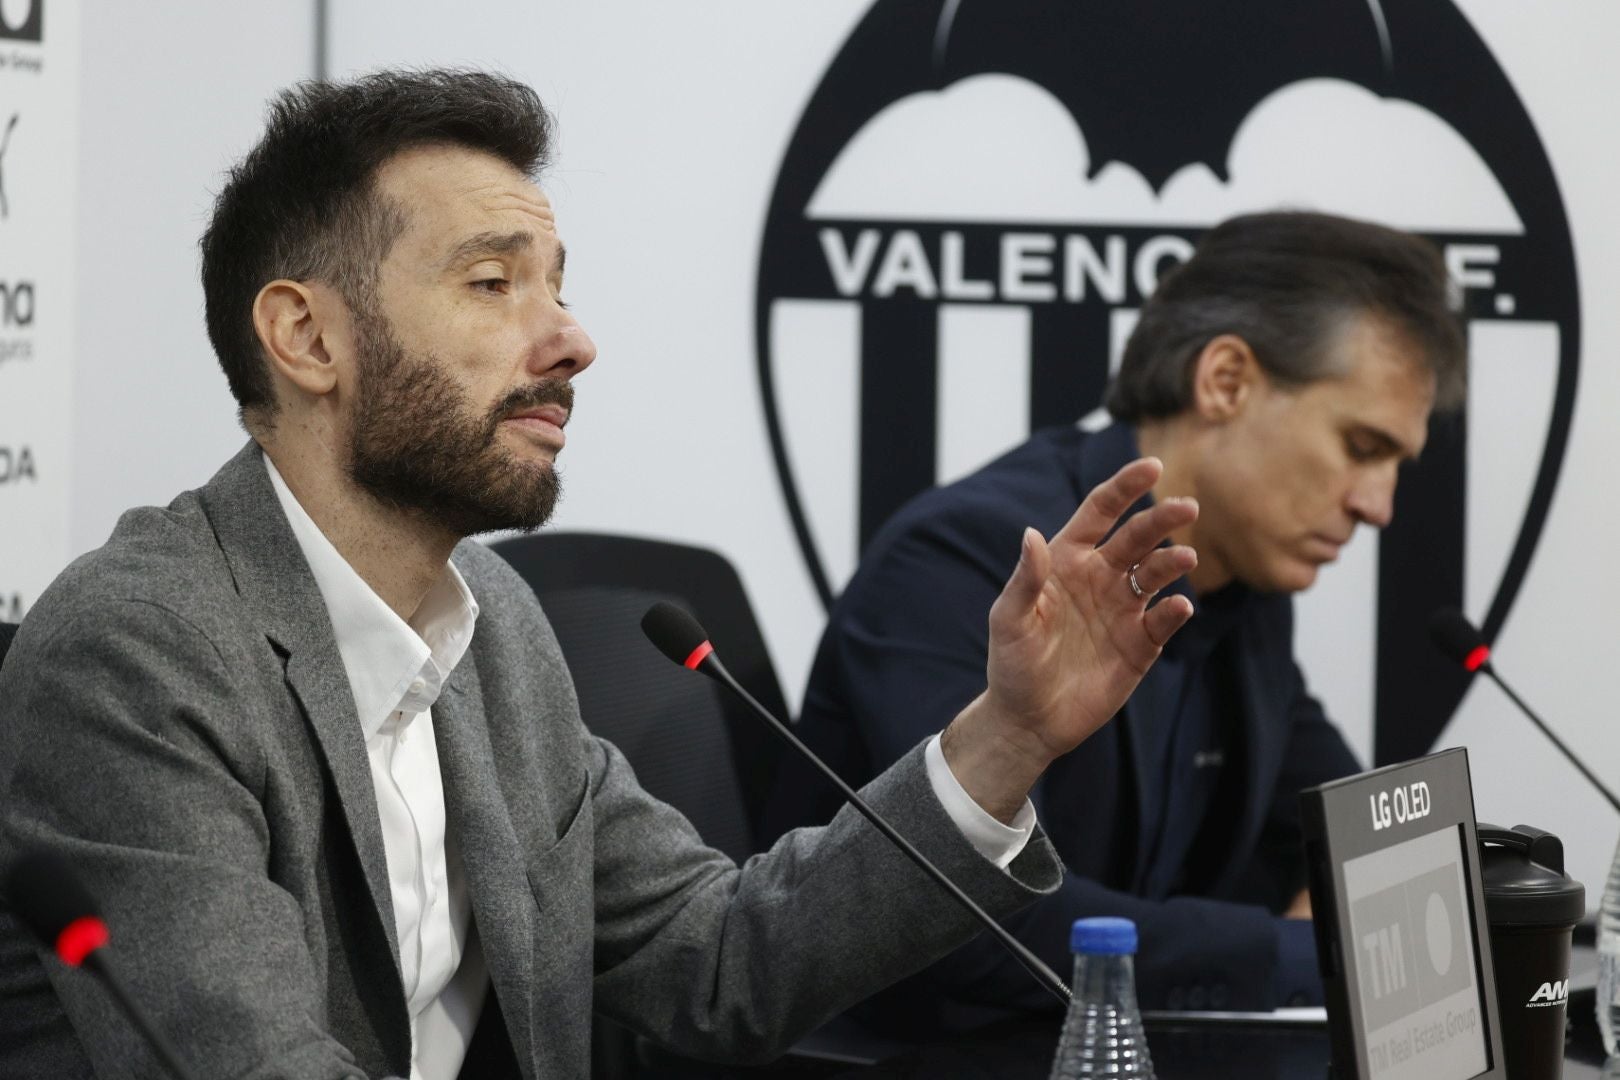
[760,211,1467,1029]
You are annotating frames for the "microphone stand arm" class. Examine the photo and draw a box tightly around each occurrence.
[705,654,1073,1007]
[1483,664,1620,814]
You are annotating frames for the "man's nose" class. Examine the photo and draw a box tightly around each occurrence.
[1347,465,1398,528]
[526,305,597,380]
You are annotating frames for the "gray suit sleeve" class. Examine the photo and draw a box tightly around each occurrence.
[0,602,372,1080]
[586,732,1062,1064]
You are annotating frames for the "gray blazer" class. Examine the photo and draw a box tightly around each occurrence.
[0,443,1061,1079]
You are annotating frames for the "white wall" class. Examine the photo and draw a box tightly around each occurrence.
[1429,0,1620,911]
[71,0,311,554]
[55,1,1620,904]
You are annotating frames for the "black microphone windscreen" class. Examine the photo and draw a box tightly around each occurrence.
[641,601,710,666]
[3,849,101,945]
[1429,607,1487,665]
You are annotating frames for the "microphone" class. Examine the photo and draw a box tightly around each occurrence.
[1428,607,1620,814]
[3,849,202,1080]
[640,601,1073,1007]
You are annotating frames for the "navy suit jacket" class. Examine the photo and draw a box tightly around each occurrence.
[760,422,1361,1028]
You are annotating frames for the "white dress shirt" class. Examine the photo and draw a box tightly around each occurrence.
[267,458,487,1080]
[264,453,1035,1077]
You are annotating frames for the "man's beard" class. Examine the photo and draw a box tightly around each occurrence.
[346,307,570,538]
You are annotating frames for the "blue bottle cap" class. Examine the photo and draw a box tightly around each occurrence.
[1071,916,1138,955]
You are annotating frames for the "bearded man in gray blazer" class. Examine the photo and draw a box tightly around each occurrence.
[0,70,1200,1079]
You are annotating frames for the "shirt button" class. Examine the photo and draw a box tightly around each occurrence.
[409,677,426,696]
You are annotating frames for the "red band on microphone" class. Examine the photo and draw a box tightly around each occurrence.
[1464,644,1490,673]
[682,641,714,670]
[56,916,109,967]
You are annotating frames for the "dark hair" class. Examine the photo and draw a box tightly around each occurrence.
[1104,211,1466,421]
[200,68,554,416]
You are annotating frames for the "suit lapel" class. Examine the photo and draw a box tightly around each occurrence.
[281,649,401,966]
[195,442,404,981]
[434,658,537,1073]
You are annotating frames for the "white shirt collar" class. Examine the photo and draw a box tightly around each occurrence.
[263,454,480,741]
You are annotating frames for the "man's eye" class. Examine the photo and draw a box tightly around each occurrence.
[472,278,509,293]
[1346,436,1381,462]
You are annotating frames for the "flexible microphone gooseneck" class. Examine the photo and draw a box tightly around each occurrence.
[3,849,202,1080]
[1429,607,1620,814]
[639,601,1073,1007]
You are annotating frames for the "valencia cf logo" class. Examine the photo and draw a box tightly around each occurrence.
[753,0,1580,763]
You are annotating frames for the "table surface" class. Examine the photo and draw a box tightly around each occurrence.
[804,940,1613,1079]
[816,943,1612,1079]
[651,997,1613,1079]
[824,1008,1612,1079]
[653,945,1615,1078]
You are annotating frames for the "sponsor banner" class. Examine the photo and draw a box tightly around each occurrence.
[0,0,77,623]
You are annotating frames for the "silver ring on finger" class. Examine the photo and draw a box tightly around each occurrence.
[1128,563,1146,599]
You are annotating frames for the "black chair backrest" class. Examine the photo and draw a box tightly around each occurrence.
[489,533,789,863]
[0,622,16,667]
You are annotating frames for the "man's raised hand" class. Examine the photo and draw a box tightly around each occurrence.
[942,457,1197,822]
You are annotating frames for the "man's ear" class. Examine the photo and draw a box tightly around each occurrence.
[1188,334,1264,421]
[251,279,342,401]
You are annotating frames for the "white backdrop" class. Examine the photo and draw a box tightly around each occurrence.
[54,1,1620,906]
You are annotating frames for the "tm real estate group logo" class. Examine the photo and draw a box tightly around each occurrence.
[0,0,42,42]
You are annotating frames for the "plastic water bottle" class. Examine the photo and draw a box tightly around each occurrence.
[1049,917,1156,1078]
[1598,835,1620,1055]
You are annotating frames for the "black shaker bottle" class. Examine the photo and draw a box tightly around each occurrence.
[1478,824,1586,1079]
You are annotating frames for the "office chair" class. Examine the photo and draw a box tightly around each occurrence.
[489,532,789,864]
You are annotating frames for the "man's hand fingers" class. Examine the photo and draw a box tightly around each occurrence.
[1126,545,1197,598]
[990,526,1050,631]
[1143,593,1195,648]
[1058,457,1164,548]
[1097,496,1198,571]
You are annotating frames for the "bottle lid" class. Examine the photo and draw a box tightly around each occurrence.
[1071,916,1138,955]
[1477,824,1586,929]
